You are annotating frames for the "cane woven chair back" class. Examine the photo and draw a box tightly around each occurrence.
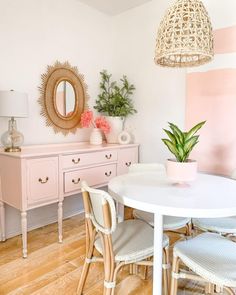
[81,181,117,235]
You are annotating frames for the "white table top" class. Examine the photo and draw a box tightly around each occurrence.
[108,172,236,218]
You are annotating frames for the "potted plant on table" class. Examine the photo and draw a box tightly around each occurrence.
[162,121,205,183]
[94,70,137,143]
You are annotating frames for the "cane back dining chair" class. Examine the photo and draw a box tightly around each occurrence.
[130,163,192,235]
[170,232,236,295]
[77,181,170,295]
[192,170,236,236]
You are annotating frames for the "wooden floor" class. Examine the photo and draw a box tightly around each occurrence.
[0,209,225,295]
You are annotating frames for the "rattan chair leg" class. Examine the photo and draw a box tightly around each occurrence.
[129,264,133,275]
[186,221,193,236]
[205,283,215,294]
[170,256,180,295]
[224,286,235,295]
[77,260,91,295]
[77,226,96,294]
[162,247,170,295]
[111,262,125,295]
[103,234,115,295]
[215,285,223,293]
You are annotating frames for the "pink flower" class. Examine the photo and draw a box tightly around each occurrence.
[81,110,110,134]
[81,111,95,128]
[95,116,111,134]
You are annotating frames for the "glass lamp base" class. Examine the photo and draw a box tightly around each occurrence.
[1,118,24,153]
[4,146,21,152]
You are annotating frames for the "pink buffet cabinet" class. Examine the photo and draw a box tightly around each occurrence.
[0,142,139,257]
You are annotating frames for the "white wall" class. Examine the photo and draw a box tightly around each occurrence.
[0,0,113,144]
[0,0,187,239]
[112,0,186,163]
[0,0,113,238]
[203,0,236,29]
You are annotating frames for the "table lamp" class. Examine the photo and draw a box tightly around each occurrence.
[0,90,28,152]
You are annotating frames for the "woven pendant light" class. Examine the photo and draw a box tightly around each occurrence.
[155,0,214,68]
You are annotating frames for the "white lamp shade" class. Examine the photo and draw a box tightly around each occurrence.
[0,91,28,118]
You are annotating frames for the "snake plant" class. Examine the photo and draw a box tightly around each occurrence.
[162,121,206,162]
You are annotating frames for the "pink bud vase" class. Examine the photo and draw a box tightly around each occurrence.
[166,159,198,184]
[89,128,103,145]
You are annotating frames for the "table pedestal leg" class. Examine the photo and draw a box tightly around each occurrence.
[153,213,163,294]
[116,201,124,223]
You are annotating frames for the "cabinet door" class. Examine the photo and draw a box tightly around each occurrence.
[26,157,59,207]
[117,147,139,175]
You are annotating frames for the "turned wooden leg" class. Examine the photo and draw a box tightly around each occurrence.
[0,201,6,241]
[170,255,180,295]
[21,211,27,258]
[58,201,63,243]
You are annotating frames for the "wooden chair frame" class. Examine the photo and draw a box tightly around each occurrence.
[77,188,170,295]
[170,254,235,295]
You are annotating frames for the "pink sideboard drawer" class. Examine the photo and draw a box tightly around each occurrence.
[62,150,117,169]
[117,147,139,175]
[64,164,116,193]
[26,157,59,206]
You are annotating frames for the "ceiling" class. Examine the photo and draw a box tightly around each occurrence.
[77,0,152,15]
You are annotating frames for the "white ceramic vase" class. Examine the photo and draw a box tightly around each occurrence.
[89,128,103,145]
[105,116,124,144]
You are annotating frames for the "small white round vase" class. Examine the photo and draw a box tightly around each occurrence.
[89,128,103,145]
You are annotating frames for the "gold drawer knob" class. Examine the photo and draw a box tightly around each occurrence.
[72,178,80,184]
[125,162,132,167]
[38,177,49,184]
[105,171,112,177]
[105,154,112,159]
[72,158,80,164]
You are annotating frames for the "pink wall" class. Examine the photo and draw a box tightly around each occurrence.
[186,26,236,176]
[214,26,236,54]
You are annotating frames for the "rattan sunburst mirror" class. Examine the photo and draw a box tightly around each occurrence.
[39,61,89,135]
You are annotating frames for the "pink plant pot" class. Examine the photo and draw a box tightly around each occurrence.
[166,159,198,183]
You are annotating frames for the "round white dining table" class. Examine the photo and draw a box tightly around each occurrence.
[108,171,236,295]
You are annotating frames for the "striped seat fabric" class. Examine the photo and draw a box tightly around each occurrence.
[95,219,169,263]
[193,217,236,235]
[173,233,236,288]
[192,170,236,236]
[133,209,191,230]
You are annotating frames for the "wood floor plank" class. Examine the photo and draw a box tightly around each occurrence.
[0,212,231,295]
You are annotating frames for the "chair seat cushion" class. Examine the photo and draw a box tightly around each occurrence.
[193,217,236,234]
[94,219,169,263]
[133,209,191,230]
[174,232,236,287]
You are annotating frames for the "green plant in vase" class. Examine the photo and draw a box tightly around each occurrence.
[162,121,206,162]
[94,70,136,117]
[94,70,137,143]
[162,121,206,183]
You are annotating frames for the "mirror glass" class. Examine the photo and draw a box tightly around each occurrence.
[56,81,76,117]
